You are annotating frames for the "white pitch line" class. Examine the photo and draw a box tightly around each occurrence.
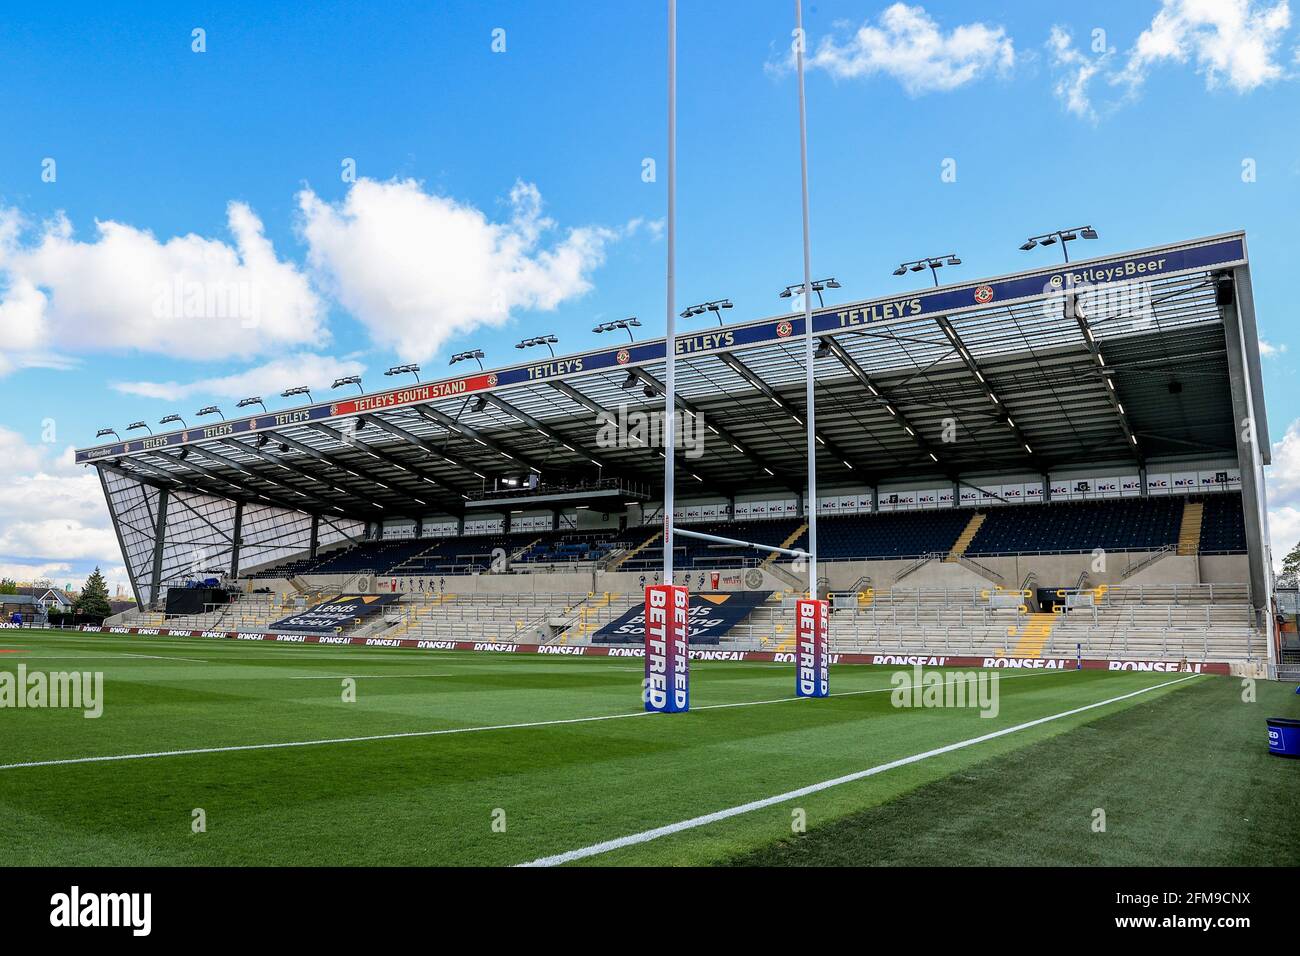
[0,710,662,771]
[0,655,209,662]
[0,666,1085,771]
[283,673,454,680]
[516,674,1201,867]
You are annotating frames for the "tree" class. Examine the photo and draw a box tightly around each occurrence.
[0,578,16,595]
[75,568,113,620]
[1278,540,1300,590]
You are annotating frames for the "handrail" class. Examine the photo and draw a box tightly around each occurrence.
[954,554,1004,584]
[893,552,944,584]
[1120,544,1176,579]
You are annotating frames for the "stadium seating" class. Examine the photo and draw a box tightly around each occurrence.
[818,584,1262,663]
[243,494,1249,580]
[140,574,1266,664]
[246,538,432,578]
[514,528,646,568]
[619,518,804,572]
[816,510,973,560]
[248,533,531,578]
[1197,494,1249,553]
[964,497,1185,556]
[370,591,641,644]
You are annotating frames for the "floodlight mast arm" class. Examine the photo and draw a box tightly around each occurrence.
[795,0,818,601]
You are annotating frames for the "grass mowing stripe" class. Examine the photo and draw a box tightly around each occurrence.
[516,674,1200,867]
[726,674,1300,866]
[0,665,1076,771]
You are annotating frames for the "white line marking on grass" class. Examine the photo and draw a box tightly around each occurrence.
[0,665,1121,772]
[0,655,209,662]
[0,711,661,771]
[516,674,1200,867]
[283,673,453,680]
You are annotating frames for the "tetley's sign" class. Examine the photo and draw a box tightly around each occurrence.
[77,235,1245,463]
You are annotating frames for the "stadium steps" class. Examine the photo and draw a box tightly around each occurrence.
[549,592,640,644]
[605,529,663,571]
[576,592,611,632]
[735,597,794,649]
[1012,613,1057,658]
[1177,500,1205,555]
[379,594,455,640]
[760,521,808,569]
[565,592,612,640]
[944,512,986,562]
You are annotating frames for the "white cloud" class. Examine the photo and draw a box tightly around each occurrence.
[0,429,124,590]
[786,3,1015,95]
[1259,339,1288,357]
[0,561,75,584]
[1047,26,1112,121]
[0,519,118,563]
[1266,418,1300,568]
[1119,0,1293,94]
[0,202,326,369]
[112,352,365,403]
[298,178,623,363]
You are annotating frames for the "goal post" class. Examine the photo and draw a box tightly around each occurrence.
[671,527,809,561]
[650,0,826,709]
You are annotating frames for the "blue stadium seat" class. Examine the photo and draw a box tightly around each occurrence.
[245,494,1248,577]
[965,497,1185,556]
[1197,494,1248,553]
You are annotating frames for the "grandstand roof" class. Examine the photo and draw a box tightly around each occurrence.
[76,232,1264,519]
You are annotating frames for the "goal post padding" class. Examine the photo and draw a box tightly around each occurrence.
[795,598,829,698]
[644,584,689,713]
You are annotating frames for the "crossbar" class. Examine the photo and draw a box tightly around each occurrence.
[672,526,808,560]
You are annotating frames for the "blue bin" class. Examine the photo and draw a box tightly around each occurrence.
[1266,718,1300,758]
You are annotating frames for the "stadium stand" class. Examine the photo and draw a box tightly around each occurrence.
[964,497,1186,556]
[243,495,1247,579]
[1197,494,1249,553]
[620,518,805,571]
[515,529,645,568]
[77,232,1281,675]
[609,584,1237,663]
[817,510,973,560]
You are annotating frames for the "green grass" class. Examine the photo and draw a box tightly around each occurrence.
[729,675,1300,866]
[0,629,1294,866]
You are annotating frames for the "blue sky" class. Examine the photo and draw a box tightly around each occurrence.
[2,0,1299,592]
